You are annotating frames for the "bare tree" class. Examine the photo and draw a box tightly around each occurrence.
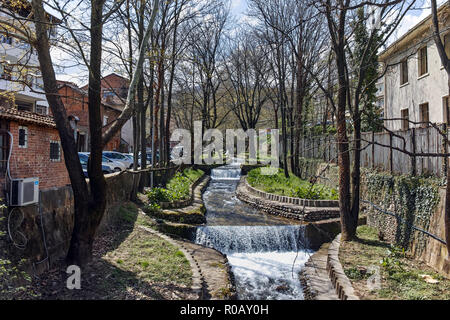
[317,0,417,240]
[223,31,272,131]
[5,0,161,265]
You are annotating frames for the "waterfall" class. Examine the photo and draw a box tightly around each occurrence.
[211,167,241,181]
[195,225,307,254]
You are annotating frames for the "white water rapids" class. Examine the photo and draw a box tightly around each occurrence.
[195,160,312,300]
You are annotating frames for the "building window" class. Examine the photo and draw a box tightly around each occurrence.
[0,35,12,45]
[18,126,28,148]
[16,101,33,113]
[1,65,12,81]
[102,90,114,98]
[419,103,429,128]
[401,109,409,131]
[0,120,10,175]
[77,132,86,152]
[418,46,428,77]
[444,97,450,124]
[400,59,408,85]
[36,105,47,115]
[50,141,61,161]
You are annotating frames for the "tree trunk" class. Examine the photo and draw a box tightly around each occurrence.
[70,0,108,265]
[32,0,93,266]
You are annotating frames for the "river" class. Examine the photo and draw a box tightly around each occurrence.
[195,161,312,300]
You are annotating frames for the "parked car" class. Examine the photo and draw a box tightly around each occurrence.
[78,153,116,176]
[79,152,125,172]
[103,151,134,169]
[127,152,157,167]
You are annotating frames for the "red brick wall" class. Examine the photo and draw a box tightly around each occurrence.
[0,121,70,190]
[58,85,122,151]
[103,106,121,151]
[57,86,89,128]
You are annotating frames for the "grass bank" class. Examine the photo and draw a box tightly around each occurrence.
[146,168,204,210]
[24,203,195,300]
[340,225,450,300]
[247,167,338,200]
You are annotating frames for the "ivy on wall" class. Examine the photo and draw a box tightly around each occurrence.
[366,173,440,253]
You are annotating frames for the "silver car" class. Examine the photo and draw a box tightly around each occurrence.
[79,152,124,172]
[103,151,134,169]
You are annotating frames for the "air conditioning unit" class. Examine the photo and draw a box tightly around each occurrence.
[9,178,39,206]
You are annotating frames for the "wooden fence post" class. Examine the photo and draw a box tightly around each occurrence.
[443,123,448,178]
[372,131,375,169]
[389,132,394,174]
[411,128,417,176]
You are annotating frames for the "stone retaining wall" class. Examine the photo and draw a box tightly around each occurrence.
[326,234,359,300]
[1,168,173,275]
[236,177,340,222]
[302,159,450,278]
[244,179,339,208]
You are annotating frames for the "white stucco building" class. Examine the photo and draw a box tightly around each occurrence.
[0,6,57,116]
[380,3,450,131]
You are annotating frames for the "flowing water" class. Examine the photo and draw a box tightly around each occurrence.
[195,160,312,300]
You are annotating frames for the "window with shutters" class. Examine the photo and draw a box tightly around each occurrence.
[400,59,408,85]
[418,46,428,77]
[444,97,450,124]
[401,109,409,131]
[419,103,429,128]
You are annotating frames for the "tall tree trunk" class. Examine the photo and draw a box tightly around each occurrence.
[31,0,92,266]
[138,0,147,191]
[70,0,107,265]
[165,0,180,170]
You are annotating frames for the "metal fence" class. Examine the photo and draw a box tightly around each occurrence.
[299,125,449,177]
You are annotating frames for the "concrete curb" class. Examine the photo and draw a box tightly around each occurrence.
[326,234,360,300]
[299,242,339,300]
[244,178,339,208]
[236,177,340,222]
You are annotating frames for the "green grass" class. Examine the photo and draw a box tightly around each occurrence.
[340,225,450,300]
[108,203,192,286]
[247,167,339,200]
[147,168,204,206]
[20,202,193,300]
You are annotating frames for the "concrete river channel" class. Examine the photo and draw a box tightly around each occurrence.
[194,160,313,300]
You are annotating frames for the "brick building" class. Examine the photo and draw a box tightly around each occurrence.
[82,73,133,152]
[0,2,69,195]
[57,82,122,152]
[0,106,70,194]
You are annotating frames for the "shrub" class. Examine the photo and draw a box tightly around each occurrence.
[146,169,204,205]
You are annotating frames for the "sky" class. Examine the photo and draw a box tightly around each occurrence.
[231,0,248,16]
[55,0,445,84]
